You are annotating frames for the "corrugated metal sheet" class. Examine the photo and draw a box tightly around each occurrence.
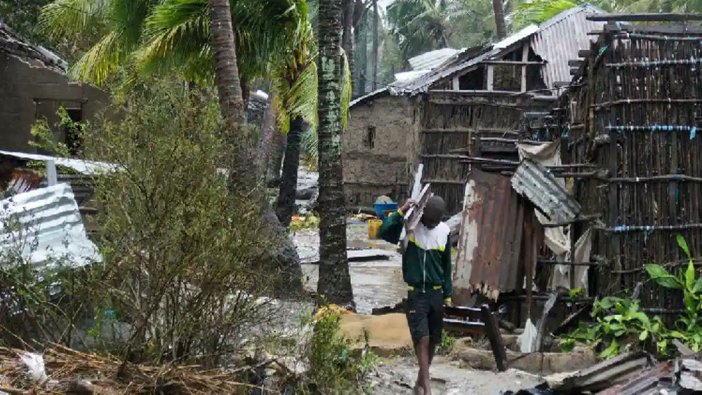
[350,87,390,107]
[511,158,581,223]
[531,4,605,89]
[0,150,117,175]
[408,48,461,71]
[0,184,101,268]
[389,5,605,95]
[453,170,528,302]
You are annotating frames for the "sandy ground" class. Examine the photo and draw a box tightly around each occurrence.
[370,356,543,395]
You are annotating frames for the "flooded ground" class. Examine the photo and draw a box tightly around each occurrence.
[294,221,407,314]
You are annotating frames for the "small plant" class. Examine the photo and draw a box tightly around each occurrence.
[645,235,702,352]
[299,308,377,394]
[438,330,455,354]
[563,235,702,358]
[561,296,667,357]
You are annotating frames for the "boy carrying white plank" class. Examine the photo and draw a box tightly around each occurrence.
[379,196,452,395]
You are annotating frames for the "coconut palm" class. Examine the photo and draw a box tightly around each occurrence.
[317,0,353,305]
[272,15,352,228]
[493,0,507,39]
[39,0,303,88]
[39,0,309,295]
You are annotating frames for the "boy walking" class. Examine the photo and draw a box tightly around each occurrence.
[379,196,451,395]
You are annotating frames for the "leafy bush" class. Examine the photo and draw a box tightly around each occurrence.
[562,235,702,358]
[299,309,377,394]
[78,81,282,365]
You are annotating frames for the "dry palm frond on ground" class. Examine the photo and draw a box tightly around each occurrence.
[0,344,260,394]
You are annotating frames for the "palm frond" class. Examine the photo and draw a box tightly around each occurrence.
[273,59,318,134]
[70,30,124,85]
[512,0,578,28]
[39,0,108,39]
[340,48,352,131]
[138,0,210,79]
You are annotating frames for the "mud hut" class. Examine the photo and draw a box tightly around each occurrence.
[0,22,108,152]
[343,4,605,213]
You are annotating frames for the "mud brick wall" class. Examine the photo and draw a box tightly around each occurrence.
[343,95,419,207]
[0,53,108,152]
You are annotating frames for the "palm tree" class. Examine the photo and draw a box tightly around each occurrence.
[492,0,507,39]
[39,0,308,295]
[272,17,318,227]
[268,0,354,228]
[371,0,379,90]
[317,0,353,305]
[387,0,466,60]
[207,0,245,179]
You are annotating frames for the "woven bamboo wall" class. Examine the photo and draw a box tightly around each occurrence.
[563,26,702,313]
[420,92,551,213]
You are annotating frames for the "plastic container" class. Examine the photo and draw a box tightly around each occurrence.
[374,202,398,219]
[367,219,383,239]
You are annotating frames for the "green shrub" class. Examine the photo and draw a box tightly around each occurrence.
[562,235,702,358]
[299,310,377,394]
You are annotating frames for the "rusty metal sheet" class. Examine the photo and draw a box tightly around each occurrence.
[511,158,581,223]
[454,169,527,303]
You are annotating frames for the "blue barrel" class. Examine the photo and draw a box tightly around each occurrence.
[374,202,398,219]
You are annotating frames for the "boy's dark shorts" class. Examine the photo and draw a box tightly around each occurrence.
[406,288,444,345]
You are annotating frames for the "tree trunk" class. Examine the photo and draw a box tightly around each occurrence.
[371,0,379,91]
[267,134,286,187]
[317,0,353,306]
[265,100,285,186]
[208,0,302,297]
[275,116,304,227]
[355,17,367,96]
[342,0,355,91]
[492,0,507,40]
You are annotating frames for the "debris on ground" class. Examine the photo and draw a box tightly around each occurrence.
[0,344,263,394]
[507,350,702,395]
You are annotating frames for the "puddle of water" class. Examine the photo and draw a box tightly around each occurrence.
[294,223,407,314]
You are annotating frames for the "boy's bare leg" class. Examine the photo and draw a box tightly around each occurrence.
[414,337,432,395]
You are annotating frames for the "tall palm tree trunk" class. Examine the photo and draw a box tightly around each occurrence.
[492,0,507,40]
[208,0,302,297]
[209,0,245,131]
[317,0,353,306]
[371,0,379,91]
[265,99,286,186]
[342,0,355,91]
[275,116,304,227]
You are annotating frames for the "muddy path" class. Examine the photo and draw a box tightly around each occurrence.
[370,356,542,395]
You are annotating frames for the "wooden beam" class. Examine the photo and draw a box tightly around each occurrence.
[452,76,460,90]
[486,65,494,91]
[481,305,508,372]
[521,42,529,93]
[587,13,702,22]
[482,60,544,66]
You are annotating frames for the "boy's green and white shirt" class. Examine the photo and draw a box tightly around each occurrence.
[379,209,452,304]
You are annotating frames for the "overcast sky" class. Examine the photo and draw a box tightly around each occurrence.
[378,0,395,10]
